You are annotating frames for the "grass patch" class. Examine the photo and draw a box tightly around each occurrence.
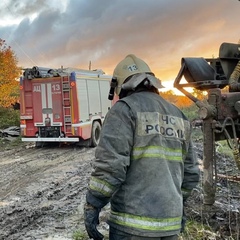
[0,136,25,151]
[0,107,19,129]
[72,230,89,240]
[179,220,219,240]
[72,229,109,240]
[216,140,234,157]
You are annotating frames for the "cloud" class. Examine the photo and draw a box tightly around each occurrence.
[0,0,239,83]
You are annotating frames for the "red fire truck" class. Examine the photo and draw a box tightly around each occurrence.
[20,66,116,147]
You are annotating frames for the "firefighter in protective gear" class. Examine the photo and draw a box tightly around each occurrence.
[84,54,200,240]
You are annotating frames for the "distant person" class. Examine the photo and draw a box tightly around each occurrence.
[84,54,200,240]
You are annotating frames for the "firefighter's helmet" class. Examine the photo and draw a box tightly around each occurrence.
[113,54,164,95]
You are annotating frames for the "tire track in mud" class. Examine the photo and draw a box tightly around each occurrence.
[0,145,95,240]
[0,146,82,199]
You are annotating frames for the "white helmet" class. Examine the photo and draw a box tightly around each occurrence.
[113,54,164,95]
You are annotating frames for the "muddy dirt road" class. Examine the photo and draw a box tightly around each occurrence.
[0,144,106,240]
[0,141,239,240]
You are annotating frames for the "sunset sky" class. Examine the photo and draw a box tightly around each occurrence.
[0,0,239,90]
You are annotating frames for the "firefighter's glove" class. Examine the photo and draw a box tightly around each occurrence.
[84,203,104,240]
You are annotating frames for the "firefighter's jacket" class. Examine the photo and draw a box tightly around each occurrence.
[87,91,200,237]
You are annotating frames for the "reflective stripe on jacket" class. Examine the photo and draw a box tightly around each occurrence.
[88,91,200,237]
[133,145,183,161]
[109,210,182,231]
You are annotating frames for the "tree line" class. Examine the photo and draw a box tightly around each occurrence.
[0,39,21,108]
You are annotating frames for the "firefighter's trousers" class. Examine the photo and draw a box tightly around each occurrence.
[109,227,178,240]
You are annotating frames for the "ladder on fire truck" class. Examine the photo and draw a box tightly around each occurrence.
[61,74,72,136]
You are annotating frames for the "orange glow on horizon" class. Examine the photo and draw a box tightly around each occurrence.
[160,78,193,96]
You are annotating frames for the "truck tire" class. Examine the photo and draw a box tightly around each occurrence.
[90,121,101,147]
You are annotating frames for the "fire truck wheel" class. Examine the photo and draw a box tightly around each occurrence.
[90,121,102,147]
